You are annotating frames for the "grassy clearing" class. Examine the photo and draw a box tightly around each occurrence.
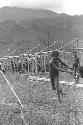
[0,72,83,125]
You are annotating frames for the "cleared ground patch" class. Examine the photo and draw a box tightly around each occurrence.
[0,72,83,125]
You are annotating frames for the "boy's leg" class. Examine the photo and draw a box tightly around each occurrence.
[50,74,56,90]
[74,67,76,79]
[55,74,61,103]
[75,67,79,84]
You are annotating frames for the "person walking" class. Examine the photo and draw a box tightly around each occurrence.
[49,50,73,103]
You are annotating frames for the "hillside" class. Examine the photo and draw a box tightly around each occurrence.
[0,6,57,22]
[21,14,83,47]
[0,7,83,56]
[0,20,44,56]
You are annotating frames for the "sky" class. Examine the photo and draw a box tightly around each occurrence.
[0,0,83,15]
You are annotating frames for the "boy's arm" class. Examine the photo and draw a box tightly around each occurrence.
[58,58,72,70]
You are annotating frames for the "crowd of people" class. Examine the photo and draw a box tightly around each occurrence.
[0,56,49,74]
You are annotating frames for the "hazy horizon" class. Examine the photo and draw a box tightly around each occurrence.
[0,0,83,16]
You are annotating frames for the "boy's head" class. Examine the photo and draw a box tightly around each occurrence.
[52,50,59,58]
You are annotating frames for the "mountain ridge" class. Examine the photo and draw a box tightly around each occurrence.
[0,6,58,22]
[0,7,83,57]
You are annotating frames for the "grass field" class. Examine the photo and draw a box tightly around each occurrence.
[0,72,83,125]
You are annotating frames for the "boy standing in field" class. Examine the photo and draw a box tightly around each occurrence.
[49,50,72,103]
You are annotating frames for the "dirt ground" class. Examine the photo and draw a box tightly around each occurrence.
[0,72,83,125]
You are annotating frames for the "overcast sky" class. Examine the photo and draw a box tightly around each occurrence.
[0,0,83,15]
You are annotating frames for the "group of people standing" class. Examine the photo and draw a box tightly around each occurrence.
[0,59,39,74]
[0,56,49,74]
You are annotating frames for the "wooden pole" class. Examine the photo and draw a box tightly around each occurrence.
[77,38,79,55]
[35,56,38,74]
[48,28,50,64]
[28,52,29,74]
[44,55,46,73]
